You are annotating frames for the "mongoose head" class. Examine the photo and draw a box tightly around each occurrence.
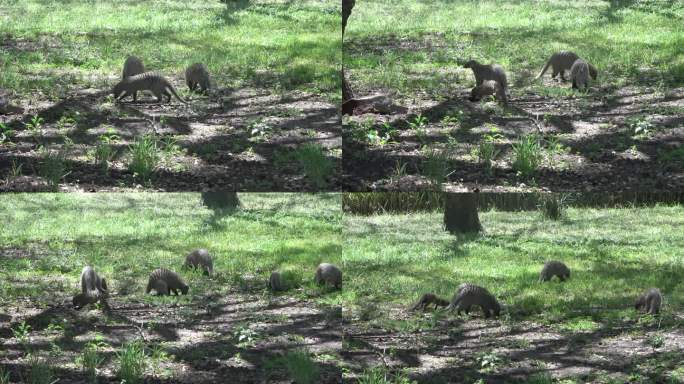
[634,295,645,310]
[463,60,479,69]
[112,82,124,100]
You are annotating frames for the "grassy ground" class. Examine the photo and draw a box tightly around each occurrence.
[0,0,341,191]
[0,193,343,383]
[342,204,684,382]
[343,0,684,192]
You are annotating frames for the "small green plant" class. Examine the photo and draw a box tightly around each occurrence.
[93,131,120,172]
[294,143,333,189]
[476,350,503,373]
[25,115,44,141]
[658,146,684,163]
[421,147,451,187]
[524,372,553,384]
[26,355,53,384]
[117,341,146,384]
[282,350,319,384]
[537,193,572,221]
[12,321,31,349]
[357,367,417,384]
[248,118,272,141]
[128,135,160,182]
[233,326,259,348]
[440,109,466,126]
[37,146,69,190]
[512,134,543,177]
[628,115,655,138]
[476,127,503,174]
[0,123,15,144]
[149,344,170,377]
[9,160,23,178]
[649,333,664,349]
[56,114,77,131]
[389,160,408,184]
[77,342,104,383]
[409,114,428,143]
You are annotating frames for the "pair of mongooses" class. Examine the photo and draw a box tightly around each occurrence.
[269,263,342,292]
[538,261,663,314]
[412,284,501,318]
[114,56,210,104]
[536,51,598,90]
[72,266,109,309]
[463,60,509,104]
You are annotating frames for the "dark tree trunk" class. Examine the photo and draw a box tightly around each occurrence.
[342,69,353,102]
[342,0,355,36]
[201,191,240,211]
[444,193,482,234]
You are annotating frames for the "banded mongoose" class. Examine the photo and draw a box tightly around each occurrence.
[146,268,189,296]
[314,263,342,289]
[184,249,214,276]
[463,60,508,103]
[539,261,571,282]
[537,51,597,82]
[447,283,501,318]
[122,56,146,102]
[410,293,450,311]
[635,288,662,315]
[112,72,187,104]
[469,80,505,102]
[269,271,285,291]
[570,59,591,90]
[185,63,211,93]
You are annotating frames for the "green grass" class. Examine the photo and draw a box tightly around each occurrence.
[342,205,684,326]
[345,0,684,93]
[117,341,146,384]
[0,0,340,99]
[0,193,342,305]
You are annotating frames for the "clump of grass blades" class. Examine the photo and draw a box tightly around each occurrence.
[422,147,451,187]
[342,192,443,215]
[537,193,572,221]
[282,350,319,384]
[77,342,104,383]
[94,132,119,173]
[128,135,160,182]
[37,147,69,191]
[0,366,9,384]
[512,134,543,177]
[357,367,416,384]
[117,341,146,384]
[26,355,54,384]
[294,143,333,189]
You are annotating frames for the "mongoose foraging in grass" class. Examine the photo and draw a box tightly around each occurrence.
[314,263,342,289]
[410,293,450,311]
[112,72,187,104]
[122,56,146,102]
[184,249,213,276]
[185,63,211,93]
[469,80,505,103]
[570,59,591,90]
[269,271,285,291]
[72,292,106,310]
[146,268,189,296]
[447,283,501,318]
[80,266,108,294]
[463,60,508,103]
[539,261,571,282]
[635,288,662,315]
[536,51,579,82]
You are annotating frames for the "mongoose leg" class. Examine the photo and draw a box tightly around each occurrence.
[132,91,138,103]
[483,308,491,319]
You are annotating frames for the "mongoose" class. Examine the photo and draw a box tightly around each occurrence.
[570,59,591,90]
[122,56,146,102]
[146,268,189,296]
[72,292,108,310]
[447,283,501,318]
[635,288,662,315]
[184,249,213,276]
[112,72,187,104]
[269,271,285,291]
[539,261,571,282]
[314,263,342,289]
[410,293,450,311]
[469,80,505,102]
[463,60,508,103]
[185,63,211,93]
[80,266,108,294]
[537,51,597,82]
